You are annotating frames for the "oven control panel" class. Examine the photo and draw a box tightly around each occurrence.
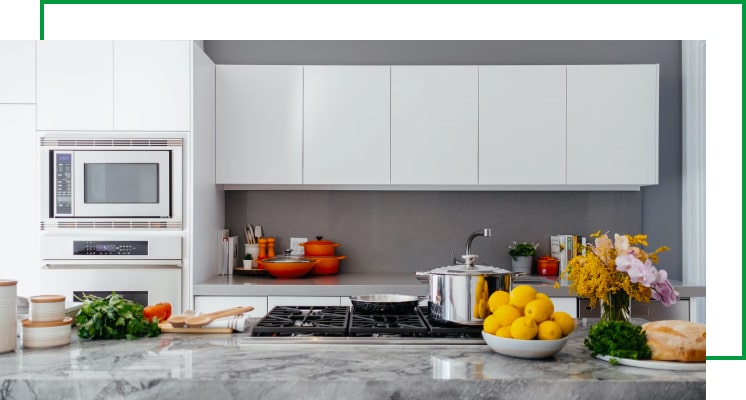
[73,241,148,256]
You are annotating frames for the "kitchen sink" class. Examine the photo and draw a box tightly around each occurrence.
[512,275,555,284]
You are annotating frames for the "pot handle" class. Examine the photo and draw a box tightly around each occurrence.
[415,271,430,282]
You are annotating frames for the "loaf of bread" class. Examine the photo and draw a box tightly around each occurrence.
[641,320,706,362]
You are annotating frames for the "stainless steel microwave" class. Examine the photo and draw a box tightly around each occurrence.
[40,134,183,230]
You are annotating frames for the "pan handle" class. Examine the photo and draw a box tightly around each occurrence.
[415,271,430,282]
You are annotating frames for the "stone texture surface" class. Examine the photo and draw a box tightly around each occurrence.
[0,322,705,400]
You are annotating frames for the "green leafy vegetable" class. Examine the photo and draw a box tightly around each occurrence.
[75,292,160,340]
[584,320,652,361]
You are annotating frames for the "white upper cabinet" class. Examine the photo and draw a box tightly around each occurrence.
[0,41,35,104]
[37,41,114,131]
[216,65,303,184]
[391,66,478,184]
[479,66,566,185]
[567,65,658,185]
[304,66,390,184]
[113,41,190,131]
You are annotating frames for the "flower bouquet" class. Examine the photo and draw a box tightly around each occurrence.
[557,230,678,322]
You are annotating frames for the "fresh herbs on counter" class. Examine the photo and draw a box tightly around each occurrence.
[584,320,652,362]
[75,292,160,340]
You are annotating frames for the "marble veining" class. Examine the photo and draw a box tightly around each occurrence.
[0,323,705,400]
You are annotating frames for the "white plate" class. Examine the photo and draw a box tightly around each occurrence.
[482,331,569,359]
[595,355,706,371]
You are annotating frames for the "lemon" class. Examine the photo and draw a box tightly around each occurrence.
[536,292,550,301]
[524,298,554,323]
[488,290,510,313]
[482,314,500,335]
[496,326,512,338]
[537,320,562,340]
[493,304,521,327]
[550,311,576,336]
[510,316,538,340]
[509,285,537,310]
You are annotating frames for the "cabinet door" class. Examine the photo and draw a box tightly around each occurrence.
[391,66,478,184]
[0,105,37,297]
[0,41,35,103]
[194,296,268,318]
[37,41,114,131]
[113,41,191,131]
[216,65,303,184]
[567,65,658,185]
[479,66,566,184]
[550,297,577,318]
[304,66,390,184]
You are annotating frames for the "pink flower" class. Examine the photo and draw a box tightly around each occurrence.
[615,255,658,287]
[652,278,679,306]
[614,233,630,254]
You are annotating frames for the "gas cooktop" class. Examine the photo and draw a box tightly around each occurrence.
[243,305,486,346]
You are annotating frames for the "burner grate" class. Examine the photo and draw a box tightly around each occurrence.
[349,309,428,336]
[252,306,349,336]
[418,306,483,338]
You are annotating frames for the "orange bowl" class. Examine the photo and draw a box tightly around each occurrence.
[259,260,317,279]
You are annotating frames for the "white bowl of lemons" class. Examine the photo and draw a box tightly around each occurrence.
[481,285,575,359]
[482,331,569,359]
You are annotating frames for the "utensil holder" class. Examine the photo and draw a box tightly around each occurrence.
[245,244,259,268]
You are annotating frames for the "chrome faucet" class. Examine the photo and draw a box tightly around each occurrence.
[465,228,492,256]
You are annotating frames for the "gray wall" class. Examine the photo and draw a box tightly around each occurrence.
[206,41,683,278]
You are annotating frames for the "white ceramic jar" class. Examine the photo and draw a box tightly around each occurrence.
[0,279,18,353]
[29,294,66,322]
[22,317,72,349]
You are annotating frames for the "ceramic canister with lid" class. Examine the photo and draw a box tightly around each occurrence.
[0,279,18,353]
[30,295,66,322]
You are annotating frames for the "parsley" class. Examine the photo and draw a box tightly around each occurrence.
[584,320,652,361]
[75,292,161,340]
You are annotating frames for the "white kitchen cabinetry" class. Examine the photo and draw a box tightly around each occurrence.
[304,66,390,184]
[194,296,268,318]
[566,65,658,185]
[479,66,566,184]
[0,41,35,104]
[0,105,37,297]
[549,297,577,318]
[113,41,190,131]
[37,41,114,131]
[216,65,303,184]
[267,296,342,309]
[391,66,478,184]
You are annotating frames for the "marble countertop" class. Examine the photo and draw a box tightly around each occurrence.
[195,272,706,298]
[0,320,705,400]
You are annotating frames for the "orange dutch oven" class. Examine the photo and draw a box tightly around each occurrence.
[308,255,347,275]
[300,236,341,256]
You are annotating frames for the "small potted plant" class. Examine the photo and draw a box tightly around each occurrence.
[508,241,539,274]
[243,253,254,269]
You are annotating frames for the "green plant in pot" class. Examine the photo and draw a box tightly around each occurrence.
[243,253,254,268]
[508,241,539,274]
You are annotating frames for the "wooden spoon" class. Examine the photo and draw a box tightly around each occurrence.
[166,309,196,327]
[183,306,255,327]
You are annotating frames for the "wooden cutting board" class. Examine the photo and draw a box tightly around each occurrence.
[158,322,233,334]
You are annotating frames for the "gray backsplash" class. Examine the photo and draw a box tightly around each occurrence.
[225,190,641,274]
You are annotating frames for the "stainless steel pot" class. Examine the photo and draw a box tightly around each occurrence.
[416,256,514,326]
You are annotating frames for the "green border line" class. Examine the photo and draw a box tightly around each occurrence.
[38,0,744,361]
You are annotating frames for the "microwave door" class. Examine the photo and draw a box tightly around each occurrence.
[73,151,171,217]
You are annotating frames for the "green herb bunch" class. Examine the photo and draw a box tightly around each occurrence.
[75,292,160,340]
[584,320,652,363]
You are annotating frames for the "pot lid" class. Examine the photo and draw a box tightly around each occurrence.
[426,264,512,276]
[262,250,316,264]
[300,236,339,246]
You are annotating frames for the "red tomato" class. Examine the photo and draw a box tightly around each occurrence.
[143,302,172,322]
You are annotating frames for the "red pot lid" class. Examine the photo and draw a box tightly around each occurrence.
[301,236,339,246]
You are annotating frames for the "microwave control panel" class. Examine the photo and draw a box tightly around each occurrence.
[54,152,73,216]
[73,241,148,256]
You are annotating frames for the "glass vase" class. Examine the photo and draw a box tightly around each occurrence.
[600,291,631,323]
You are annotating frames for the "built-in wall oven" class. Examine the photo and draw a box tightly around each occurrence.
[39,134,182,230]
[40,232,183,311]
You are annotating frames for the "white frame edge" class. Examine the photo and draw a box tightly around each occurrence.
[681,40,706,324]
